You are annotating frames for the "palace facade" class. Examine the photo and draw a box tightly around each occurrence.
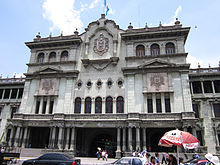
[0,14,220,157]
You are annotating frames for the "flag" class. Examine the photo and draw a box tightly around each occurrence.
[104,0,110,16]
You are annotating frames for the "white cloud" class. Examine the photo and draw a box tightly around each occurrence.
[89,0,100,9]
[43,0,83,35]
[42,0,103,35]
[186,55,203,68]
[163,5,182,26]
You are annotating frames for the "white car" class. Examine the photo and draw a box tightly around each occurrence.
[108,157,142,165]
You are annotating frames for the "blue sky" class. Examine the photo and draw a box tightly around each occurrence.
[0,0,220,77]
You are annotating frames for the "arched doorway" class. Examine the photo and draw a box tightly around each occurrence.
[76,128,117,157]
[89,134,116,158]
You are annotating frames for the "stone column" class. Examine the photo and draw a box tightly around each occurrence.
[190,82,193,95]
[8,127,15,147]
[170,93,173,112]
[142,128,146,150]
[16,89,19,99]
[14,127,21,147]
[211,81,215,94]
[192,127,197,138]
[51,127,56,148]
[91,99,95,114]
[22,127,28,148]
[48,127,53,148]
[201,81,204,94]
[128,127,132,152]
[39,97,43,114]
[0,89,5,99]
[152,93,156,113]
[58,127,64,150]
[81,99,85,114]
[161,93,165,113]
[136,127,140,151]
[113,98,116,114]
[116,127,121,158]
[102,99,105,114]
[65,128,70,150]
[70,127,76,156]
[9,89,12,100]
[46,97,50,114]
[122,128,126,152]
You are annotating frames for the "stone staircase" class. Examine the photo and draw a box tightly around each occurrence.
[20,148,42,158]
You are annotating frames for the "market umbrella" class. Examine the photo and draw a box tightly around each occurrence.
[158,129,200,164]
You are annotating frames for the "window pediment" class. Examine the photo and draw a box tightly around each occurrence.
[138,59,176,69]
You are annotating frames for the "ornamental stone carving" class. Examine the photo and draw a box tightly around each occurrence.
[39,78,57,95]
[93,33,109,56]
[146,73,168,92]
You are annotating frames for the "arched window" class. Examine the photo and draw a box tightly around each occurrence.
[85,97,91,113]
[136,45,145,56]
[37,53,44,63]
[61,51,68,61]
[49,52,56,62]
[74,97,81,113]
[106,96,113,113]
[95,97,102,113]
[150,44,160,55]
[165,42,175,54]
[116,96,124,113]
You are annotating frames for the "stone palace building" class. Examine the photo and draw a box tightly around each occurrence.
[0,14,220,157]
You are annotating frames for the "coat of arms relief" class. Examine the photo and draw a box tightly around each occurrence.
[146,73,168,92]
[93,33,109,56]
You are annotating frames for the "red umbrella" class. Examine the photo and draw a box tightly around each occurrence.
[158,129,200,149]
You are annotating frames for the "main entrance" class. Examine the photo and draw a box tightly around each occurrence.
[29,127,50,148]
[76,128,117,157]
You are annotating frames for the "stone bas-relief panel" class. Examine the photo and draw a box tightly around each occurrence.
[39,78,57,95]
[146,73,168,92]
[93,33,109,56]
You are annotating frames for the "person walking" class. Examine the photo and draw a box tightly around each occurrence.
[162,153,167,164]
[168,154,177,165]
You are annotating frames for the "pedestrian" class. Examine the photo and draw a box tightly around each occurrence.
[141,153,151,165]
[166,153,170,164]
[102,150,106,160]
[162,152,167,164]
[96,150,101,160]
[155,153,160,164]
[150,156,159,165]
[168,154,177,165]
[132,151,136,157]
[179,157,184,165]
[104,150,108,161]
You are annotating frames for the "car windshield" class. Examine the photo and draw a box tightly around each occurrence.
[63,154,73,159]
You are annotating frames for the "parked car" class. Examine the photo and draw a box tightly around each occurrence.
[22,153,81,165]
[106,157,142,165]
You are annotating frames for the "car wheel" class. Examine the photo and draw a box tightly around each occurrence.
[26,163,33,165]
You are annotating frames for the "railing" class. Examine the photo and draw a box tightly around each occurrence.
[13,113,183,121]
[190,67,220,74]
[0,77,25,83]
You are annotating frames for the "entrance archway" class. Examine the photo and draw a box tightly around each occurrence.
[89,133,116,158]
[76,128,116,157]
[29,127,50,148]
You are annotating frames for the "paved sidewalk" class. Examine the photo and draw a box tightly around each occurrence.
[16,157,117,165]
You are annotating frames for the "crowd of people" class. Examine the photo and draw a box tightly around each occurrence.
[134,151,220,165]
[96,148,108,161]
[138,152,178,165]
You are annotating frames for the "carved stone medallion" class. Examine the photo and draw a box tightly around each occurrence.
[39,78,56,95]
[93,33,109,56]
[150,73,165,91]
